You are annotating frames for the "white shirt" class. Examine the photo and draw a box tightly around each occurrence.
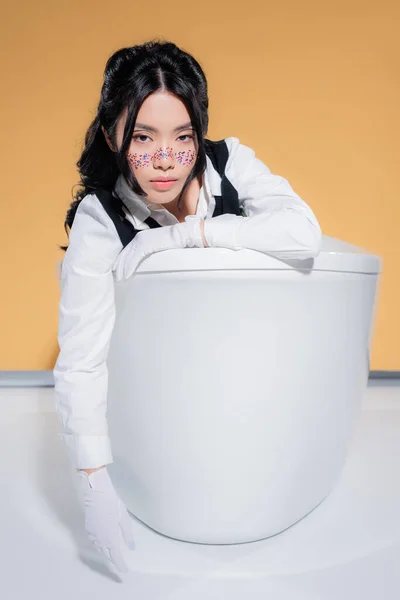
[53,136,322,469]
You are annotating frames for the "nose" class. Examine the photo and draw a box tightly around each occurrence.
[152,146,175,171]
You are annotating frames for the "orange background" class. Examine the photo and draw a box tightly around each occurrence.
[1,0,399,370]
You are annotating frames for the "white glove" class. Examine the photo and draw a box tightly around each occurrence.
[77,467,136,573]
[112,215,204,281]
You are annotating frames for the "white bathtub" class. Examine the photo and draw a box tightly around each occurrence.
[106,236,382,544]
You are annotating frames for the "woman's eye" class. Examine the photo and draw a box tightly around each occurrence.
[133,135,150,143]
[178,134,194,142]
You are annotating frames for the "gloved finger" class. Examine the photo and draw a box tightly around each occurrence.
[128,251,153,279]
[107,542,130,573]
[122,257,140,280]
[119,507,136,550]
[125,257,140,280]
[114,251,142,281]
[90,538,113,566]
[91,537,129,573]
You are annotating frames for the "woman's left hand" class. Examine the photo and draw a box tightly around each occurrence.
[112,217,205,281]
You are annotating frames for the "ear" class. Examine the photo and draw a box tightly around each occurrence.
[101,126,116,152]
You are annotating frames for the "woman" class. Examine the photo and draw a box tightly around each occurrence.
[54,39,322,574]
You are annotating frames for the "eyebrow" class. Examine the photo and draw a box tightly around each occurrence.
[134,122,193,133]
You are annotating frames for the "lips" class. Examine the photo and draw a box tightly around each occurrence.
[151,178,177,182]
[150,180,177,190]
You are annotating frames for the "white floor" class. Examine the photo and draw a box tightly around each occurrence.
[1,382,399,599]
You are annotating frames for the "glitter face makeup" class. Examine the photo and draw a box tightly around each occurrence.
[176,149,196,166]
[126,147,196,170]
[126,152,153,169]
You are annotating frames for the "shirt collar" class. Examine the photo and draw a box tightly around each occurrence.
[113,173,152,222]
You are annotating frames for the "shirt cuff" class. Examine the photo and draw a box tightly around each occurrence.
[203,214,239,249]
[59,433,113,470]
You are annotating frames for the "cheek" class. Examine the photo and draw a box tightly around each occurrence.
[126,151,153,170]
[176,149,196,167]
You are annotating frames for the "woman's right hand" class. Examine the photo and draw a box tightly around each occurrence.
[77,466,136,573]
[112,217,205,281]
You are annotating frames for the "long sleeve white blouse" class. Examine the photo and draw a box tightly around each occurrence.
[53,136,322,469]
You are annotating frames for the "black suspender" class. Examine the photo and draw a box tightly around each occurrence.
[95,189,162,248]
[95,138,241,248]
[204,139,242,217]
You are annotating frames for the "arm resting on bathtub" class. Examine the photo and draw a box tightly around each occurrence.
[53,194,123,470]
[203,138,322,260]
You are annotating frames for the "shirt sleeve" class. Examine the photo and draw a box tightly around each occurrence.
[203,137,322,260]
[53,194,123,470]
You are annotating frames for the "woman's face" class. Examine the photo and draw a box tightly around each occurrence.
[103,91,198,206]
